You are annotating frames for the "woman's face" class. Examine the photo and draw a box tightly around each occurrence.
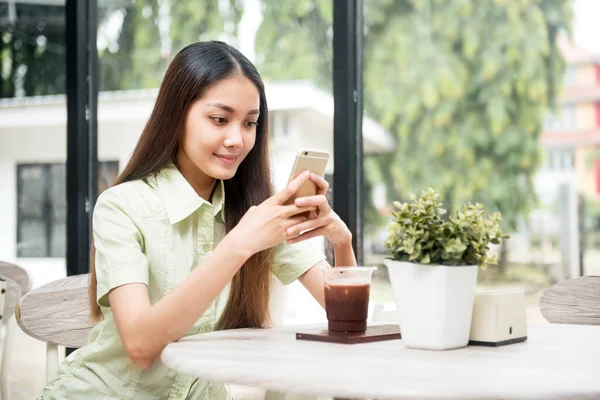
[177,73,260,185]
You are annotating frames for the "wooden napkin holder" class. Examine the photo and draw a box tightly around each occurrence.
[469,290,528,346]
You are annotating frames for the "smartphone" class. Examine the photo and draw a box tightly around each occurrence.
[284,149,330,207]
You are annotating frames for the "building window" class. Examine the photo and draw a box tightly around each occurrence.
[16,161,119,258]
[545,148,574,171]
[564,65,576,87]
[544,105,576,131]
[595,159,600,195]
[268,112,291,139]
[268,114,274,139]
[282,112,290,137]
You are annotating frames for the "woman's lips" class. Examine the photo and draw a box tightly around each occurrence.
[214,154,238,165]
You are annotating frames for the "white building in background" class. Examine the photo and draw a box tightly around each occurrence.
[0,80,394,291]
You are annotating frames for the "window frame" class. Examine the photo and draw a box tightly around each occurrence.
[16,161,118,258]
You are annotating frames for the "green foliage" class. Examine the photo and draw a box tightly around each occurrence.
[363,0,573,231]
[255,0,333,89]
[98,1,165,91]
[99,0,242,91]
[2,1,574,244]
[384,188,508,268]
[256,0,573,235]
[1,4,67,97]
[1,1,243,96]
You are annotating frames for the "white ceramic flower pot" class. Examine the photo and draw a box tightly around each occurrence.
[385,260,478,350]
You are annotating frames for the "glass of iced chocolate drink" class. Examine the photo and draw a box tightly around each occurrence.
[321,266,377,333]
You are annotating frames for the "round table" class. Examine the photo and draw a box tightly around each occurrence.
[161,324,600,399]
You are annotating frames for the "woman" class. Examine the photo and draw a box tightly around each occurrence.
[40,41,356,400]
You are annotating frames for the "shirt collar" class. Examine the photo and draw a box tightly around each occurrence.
[156,164,226,225]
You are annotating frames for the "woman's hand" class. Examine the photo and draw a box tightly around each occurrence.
[285,173,352,246]
[229,171,317,256]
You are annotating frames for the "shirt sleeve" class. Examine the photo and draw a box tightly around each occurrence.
[272,240,327,285]
[92,189,149,307]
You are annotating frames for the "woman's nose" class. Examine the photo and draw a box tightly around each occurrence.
[223,126,243,148]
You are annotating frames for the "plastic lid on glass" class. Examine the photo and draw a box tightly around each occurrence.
[320,266,377,272]
[321,266,377,284]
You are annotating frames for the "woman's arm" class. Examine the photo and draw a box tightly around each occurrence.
[332,239,357,268]
[108,172,315,370]
[298,259,328,308]
[287,173,358,308]
[298,238,358,309]
[109,234,250,370]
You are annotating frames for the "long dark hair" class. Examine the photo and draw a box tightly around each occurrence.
[89,41,274,330]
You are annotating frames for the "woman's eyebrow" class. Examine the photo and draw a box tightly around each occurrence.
[207,103,259,115]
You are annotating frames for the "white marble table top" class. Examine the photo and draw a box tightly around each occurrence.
[160,323,600,399]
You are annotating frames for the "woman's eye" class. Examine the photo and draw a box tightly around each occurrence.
[246,121,258,127]
[211,117,227,124]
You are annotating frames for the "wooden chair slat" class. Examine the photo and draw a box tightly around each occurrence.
[1,276,22,320]
[17,274,94,348]
[540,276,600,326]
[0,262,32,295]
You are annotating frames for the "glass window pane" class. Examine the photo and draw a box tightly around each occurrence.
[49,163,66,221]
[50,221,66,258]
[18,219,47,258]
[1,1,67,296]
[362,0,584,326]
[96,1,334,325]
[98,161,119,193]
[15,163,66,258]
[12,161,113,259]
[18,165,46,218]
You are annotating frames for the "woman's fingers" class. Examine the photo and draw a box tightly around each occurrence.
[281,204,317,218]
[273,171,311,205]
[294,195,328,209]
[309,173,329,196]
[285,215,310,229]
[286,217,328,238]
[287,226,327,244]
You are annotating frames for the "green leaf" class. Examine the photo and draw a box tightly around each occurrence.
[384,188,507,267]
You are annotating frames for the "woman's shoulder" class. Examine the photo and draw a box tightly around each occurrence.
[95,176,166,220]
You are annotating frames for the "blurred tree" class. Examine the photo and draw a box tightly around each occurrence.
[100,0,244,90]
[98,0,167,90]
[254,0,387,234]
[2,0,574,271]
[255,0,573,271]
[254,0,333,89]
[1,0,243,96]
[0,3,66,97]
[365,0,573,272]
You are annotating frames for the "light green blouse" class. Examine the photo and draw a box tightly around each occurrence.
[40,164,325,400]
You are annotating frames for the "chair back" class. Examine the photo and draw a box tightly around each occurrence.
[0,261,32,295]
[0,276,21,400]
[16,274,94,348]
[0,275,22,322]
[540,276,600,326]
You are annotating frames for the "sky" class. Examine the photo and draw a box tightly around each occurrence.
[573,0,600,53]
[238,0,261,63]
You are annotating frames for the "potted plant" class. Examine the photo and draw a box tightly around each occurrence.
[383,188,508,350]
